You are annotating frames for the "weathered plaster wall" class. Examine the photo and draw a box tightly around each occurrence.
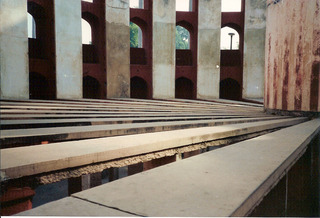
[152,0,176,99]
[243,0,266,99]
[197,0,221,99]
[54,0,82,99]
[106,0,130,98]
[265,0,320,112]
[0,0,29,99]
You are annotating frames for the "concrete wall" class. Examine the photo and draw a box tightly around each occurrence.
[243,0,267,99]
[152,0,176,99]
[197,0,221,99]
[106,0,130,98]
[0,0,29,99]
[54,0,83,99]
[265,0,320,112]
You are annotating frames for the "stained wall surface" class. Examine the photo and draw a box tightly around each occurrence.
[106,0,130,98]
[0,0,29,99]
[243,0,266,99]
[55,0,83,99]
[265,0,320,112]
[152,0,176,99]
[197,0,221,99]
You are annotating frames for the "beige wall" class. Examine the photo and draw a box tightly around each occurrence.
[0,0,29,99]
[152,0,176,99]
[106,0,130,98]
[55,0,83,99]
[197,0,221,99]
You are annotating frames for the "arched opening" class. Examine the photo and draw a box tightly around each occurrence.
[130,0,144,9]
[176,0,192,11]
[220,26,240,50]
[221,0,242,12]
[175,77,193,99]
[130,77,148,99]
[219,78,241,100]
[29,72,49,99]
[82,19,92,45]
[130,22,143,48]
[83,76,100,99]
[28,13,36,39]
[176,25,190,49]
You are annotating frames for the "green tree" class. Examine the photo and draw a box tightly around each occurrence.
[130,22,139,48]
[176,26,190,49]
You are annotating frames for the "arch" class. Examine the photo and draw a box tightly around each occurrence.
[220,26,240,50]
[221,0,242,12]
[82,19,92,45]
[176,0,192,11]
[28,13,36,39]
[130,22,143,48]
[29,72,49,99]
[175,77,193,99]
[219,78,241,100]
[176,25,190,49]
[130,0,144,9]
[83,76,100,99]
[130,77,148,99]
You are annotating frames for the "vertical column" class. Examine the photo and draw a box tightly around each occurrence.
[106,0,130,98]
[197,0,221,99]
[0,0,29,99]
[243,0,266,99]
[152,0,176,99]
[54,0,82,99]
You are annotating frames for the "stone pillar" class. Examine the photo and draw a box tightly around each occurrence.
[106,0,130,98]
[54,0,82,99]
[152,0,176,99]
[197,0,221,99]
[264,0,320,114]
[0,0,29,99]
[243,0,267,99]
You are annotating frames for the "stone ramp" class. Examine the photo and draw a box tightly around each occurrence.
[18,119,320,217]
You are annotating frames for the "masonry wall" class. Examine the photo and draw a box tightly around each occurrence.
[265,0,320,113]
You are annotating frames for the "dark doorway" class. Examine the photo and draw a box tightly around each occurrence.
[220,78,241,100]
[83,76,100,99]
[175,77,193,99]
[29,72,49,99]
[130,76,148,99]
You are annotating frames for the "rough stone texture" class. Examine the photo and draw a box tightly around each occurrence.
[106,0,130,98]
[152,0,176,99]
[243,0,266,99]
[0,0,29,100]
[265,0,320,112]
[54,0,83,99]
[197,0,221,99]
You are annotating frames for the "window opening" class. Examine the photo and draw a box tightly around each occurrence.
[221,0,242,12]
[28,13,36,39]
[220,26,239,50]
[130,0,144,9]
[82,0,93,3]
[176,0,192,11]
[82,19,92,45]
[130,22,143,48]
[176,25,190,49]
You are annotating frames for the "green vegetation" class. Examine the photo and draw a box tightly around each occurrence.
[176,26,190,49]
[130,22,139,48]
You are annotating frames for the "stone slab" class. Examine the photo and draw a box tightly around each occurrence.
[70,119,320,217]
[17,197,135,216]
[1,117,307,180]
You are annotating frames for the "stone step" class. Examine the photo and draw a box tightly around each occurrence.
[1,117,308,180]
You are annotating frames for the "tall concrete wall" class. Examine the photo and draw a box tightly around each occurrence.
[265,0,320,113]
[243,0,266,99]
[54,0,83,99]
[152,0,176,99]
[197,0,221,99]
[0,0,29,99]
[106,0,130,98]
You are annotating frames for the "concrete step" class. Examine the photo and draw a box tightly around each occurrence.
[17,118,320,217]
[1,117,308,180]
[0,117,292,148]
